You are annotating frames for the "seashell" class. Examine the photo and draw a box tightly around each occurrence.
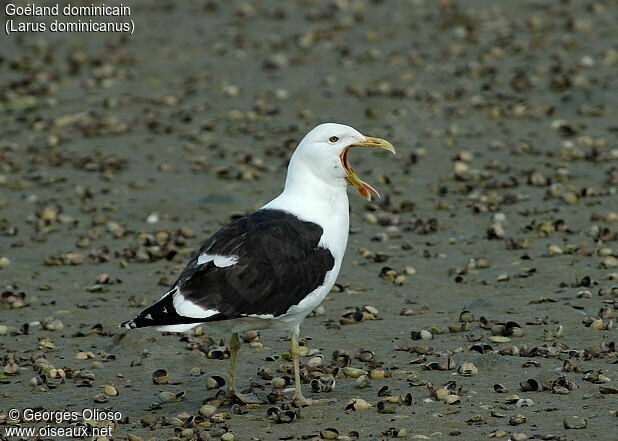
[355,349,375,362]
[519,378,540,392]
[412,329,432,340]
[167,416,184,427]
[491,409,506,418]
[298,345,310,357]
[369,368,387,379]
[29,375,46,386]
[435,388,450,401]
[355,375,371,389]
[577,289,593,298]
[487,222,505,239]
[3,363,19,375]
[493,384,507,393]
[192,415,212,429]
[516,398,534,407]
[497,273,510,282]
[242,330,260,342]
[362,305,379,316]
[199,405,217,417]
[266,406,297,423]
[310,377,335,393]
[599,386,618,394]
[41,317,64,332]
[307,355,323,367]
[342,367,367,378]
[475,257,490,268]
[583,370,611,383]
[509,414,527,426]
[505,322,524,337]
[93,393,109,403]
[458,362,478,376]
[158,391,176,403]
[490,336,511,343]
[377,385,391,397]
[207,348,228,359]
[221,432,236,441]
[470,343,493,354]
[563,416,587,429]
[599,305,614,319]
[257,367,274,380]
[210,412,232,423]
[75,351,95,360]
[180,429,194,438]
[383,395,403,404]
[345,398,371,412]
[152,369,170,385]
[340,307,363,324]
[448,323,468,333]
[103,385,118,396]
[423,361,442,371]
[205,375,226,390]
[411,346,433,355]
[403,393,412,406]
[266,406,281,420]
[332,350,352,367]
[379,266,398,282]
[445,394,460,404]
[547,244,563,256]
[491,324,506,336]
[320,428,339,440]
[498,346,519,356]
[271,376,288,389]
[376,400,396,414]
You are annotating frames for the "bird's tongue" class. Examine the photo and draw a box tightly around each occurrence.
[356,180,380,200]
[341,147,380,201]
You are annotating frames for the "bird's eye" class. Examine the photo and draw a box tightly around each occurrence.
[328,136,339,143]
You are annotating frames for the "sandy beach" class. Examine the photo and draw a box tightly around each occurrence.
[1,1,617,440]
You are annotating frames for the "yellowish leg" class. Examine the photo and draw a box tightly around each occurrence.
[227,332,262,404]
[291,331,307,404]
[291,331,336,407]
[228,332,240,396]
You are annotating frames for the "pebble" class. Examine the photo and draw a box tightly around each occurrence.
[0,257,10,268]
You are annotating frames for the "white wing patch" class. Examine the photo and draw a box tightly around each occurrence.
[173,293,219,319]
[245,313,276,320]
[197,253,239,268]
[157,323,201,333]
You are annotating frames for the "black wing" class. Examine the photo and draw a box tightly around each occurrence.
[123,209,335,328]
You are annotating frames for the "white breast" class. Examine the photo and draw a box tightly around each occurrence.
[263,187,350,333]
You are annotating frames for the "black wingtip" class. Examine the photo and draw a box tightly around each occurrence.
[120,290,210,329]
[120,319,136,329]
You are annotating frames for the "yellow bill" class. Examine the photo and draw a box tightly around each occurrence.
[340,137,396,200]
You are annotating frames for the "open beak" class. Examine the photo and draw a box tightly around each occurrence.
[340,137,396,200]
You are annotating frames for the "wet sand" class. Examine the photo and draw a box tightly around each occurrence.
[1,1,617,440]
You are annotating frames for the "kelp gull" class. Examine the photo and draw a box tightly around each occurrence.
[121,123,395,405]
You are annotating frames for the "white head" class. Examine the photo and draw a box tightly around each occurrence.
[286,123,395,200]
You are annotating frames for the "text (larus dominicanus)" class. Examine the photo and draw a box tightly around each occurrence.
[121,123,395,405]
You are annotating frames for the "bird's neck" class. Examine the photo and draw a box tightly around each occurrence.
[263,157,350,227]
[285,156,347,196]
